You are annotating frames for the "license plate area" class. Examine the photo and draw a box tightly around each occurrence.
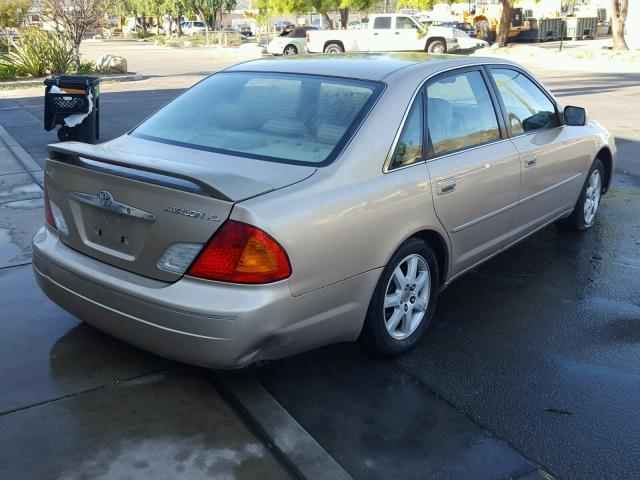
[88,209,146,255]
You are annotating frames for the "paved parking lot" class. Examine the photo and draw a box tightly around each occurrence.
[0,44,639,479]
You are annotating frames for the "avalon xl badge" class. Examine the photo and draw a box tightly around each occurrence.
[165,205,220,222]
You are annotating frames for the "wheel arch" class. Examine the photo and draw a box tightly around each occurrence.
[411,229,449,285]
[596,146,613,194]
[324,40,345,52]
[425,36,447,52]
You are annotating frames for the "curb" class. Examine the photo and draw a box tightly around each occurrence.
[0,73,144,89]
[0,123,43,189]
[214,372,353,480]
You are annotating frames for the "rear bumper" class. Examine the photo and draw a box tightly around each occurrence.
[32,227,379,369]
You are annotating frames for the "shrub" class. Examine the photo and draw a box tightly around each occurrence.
[1,29,50,77]
[48,34,77,74]
[1,29,78,77]
[76,60,96,74]
[0,62,20,80]
[132,30,153,40]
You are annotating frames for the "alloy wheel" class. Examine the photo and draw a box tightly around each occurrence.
[583,169,601,226]
[383,254,430,340]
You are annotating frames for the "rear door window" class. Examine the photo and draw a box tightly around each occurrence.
[427,70,501,156]
[388,93,424,170]
[373,17,391,29]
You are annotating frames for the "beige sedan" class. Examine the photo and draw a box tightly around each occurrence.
[33,54,616,368]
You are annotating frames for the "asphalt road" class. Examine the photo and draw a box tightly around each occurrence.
[0,52,638,479]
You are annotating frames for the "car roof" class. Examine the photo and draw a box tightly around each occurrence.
[226,53,519,82]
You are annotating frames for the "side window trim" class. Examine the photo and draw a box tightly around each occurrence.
[425,66,507,161]
[484,65,561,138]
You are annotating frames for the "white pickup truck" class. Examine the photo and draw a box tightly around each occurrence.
[306,14,459,54]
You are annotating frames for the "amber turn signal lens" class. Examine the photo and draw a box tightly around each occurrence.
[187,220,291,284]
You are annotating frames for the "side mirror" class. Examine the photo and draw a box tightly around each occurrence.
[563,106,586,126]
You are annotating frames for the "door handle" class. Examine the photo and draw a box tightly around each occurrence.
[523,154,537,168]
[394,31,400,35]
[436,178,457,195]
[373,32,379,35]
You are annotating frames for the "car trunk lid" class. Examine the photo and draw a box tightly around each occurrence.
[45,138,316,282]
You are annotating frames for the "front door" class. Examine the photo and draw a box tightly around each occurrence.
[393,16,424,51]
[425,68,521,277]
[487,67,588,241]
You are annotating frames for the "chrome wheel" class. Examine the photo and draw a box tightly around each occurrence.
[583,169,601,226]
[383,254,430,340]
[284,45,297,55]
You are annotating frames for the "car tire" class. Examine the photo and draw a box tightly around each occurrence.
[284,44,298,55]
[361,238,440,356]
[558,158,604,231]
[324,43,344,54]
[427,40,446,54]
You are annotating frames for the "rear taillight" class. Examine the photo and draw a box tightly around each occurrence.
[44,186,69,235]
[187,220,291,284]
[306,32,310,43]
[44,187,56,229]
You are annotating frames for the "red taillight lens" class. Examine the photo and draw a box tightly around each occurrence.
[187,220,291,284]
[44,187,56,229]
[306,32,310,43]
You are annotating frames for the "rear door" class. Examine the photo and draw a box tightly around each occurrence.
[425,67,521,276]
[369,16,394,51]
[486,66,588,240]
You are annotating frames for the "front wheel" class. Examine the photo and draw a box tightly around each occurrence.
[361,238,440,356]
[324,43,344,54]
[559,158,604,231]
[427,40,446,54]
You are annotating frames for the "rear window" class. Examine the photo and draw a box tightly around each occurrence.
[132,72,383,166]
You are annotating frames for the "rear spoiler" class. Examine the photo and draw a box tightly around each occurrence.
[47,142,276,202]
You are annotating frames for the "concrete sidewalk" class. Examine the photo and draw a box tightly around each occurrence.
[0,130,294,480]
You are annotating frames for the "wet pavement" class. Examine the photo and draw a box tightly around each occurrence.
[0,56,638,480]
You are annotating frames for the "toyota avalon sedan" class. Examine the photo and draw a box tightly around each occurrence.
[33,54,616,369]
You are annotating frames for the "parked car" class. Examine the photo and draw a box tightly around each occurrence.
[433,21,477,37]
[236,24,253,37]
[267,26,318,55]
[34,55,615,369]
[181,21,207,35]
[274,21,295,33]
[306,14,459,53]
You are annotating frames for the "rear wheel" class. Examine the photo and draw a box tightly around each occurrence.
[361,238,439,356]
[559,158,604,231]
[427,40,446,54]
[283,44,298,55]
[324,43,344,54]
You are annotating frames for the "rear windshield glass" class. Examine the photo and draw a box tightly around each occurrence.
[132,72,383,166]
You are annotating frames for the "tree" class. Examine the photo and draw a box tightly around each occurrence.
[36,0,115,66]
[337,0,372,30]
[610,0,628,51]
[189,0,236,44]
[495,0,512,47]
[0,0,30,31]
